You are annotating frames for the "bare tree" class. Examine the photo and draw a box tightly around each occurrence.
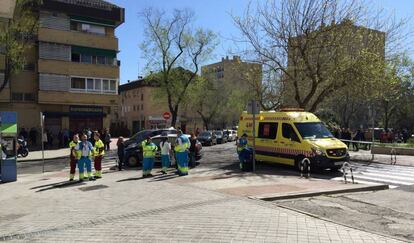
[232,0,411,112]
[140,8,218,127]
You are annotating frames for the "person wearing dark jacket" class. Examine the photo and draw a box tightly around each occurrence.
[189,133,197,168]
[117,137,125,171]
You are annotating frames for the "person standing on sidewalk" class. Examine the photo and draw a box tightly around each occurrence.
[93,132,105,179]
[189,133,197,168]
[75,134,95,181]
[68,134,80,181]
[116,137,125,171]
[141,136,157,178]
[160,137,171,174]
[104,129,111,151]
[174,130,190,176]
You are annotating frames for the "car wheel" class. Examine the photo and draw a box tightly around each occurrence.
[127,155,139,167]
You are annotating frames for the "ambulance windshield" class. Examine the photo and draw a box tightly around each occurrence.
[294,122,333,139]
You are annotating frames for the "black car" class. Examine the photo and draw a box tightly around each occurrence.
[213,131,227,144]
[197,131,217,146]
[124,128,177,166]
[124,133,202,167]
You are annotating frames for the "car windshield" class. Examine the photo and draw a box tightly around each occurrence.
[294,122,333,139]
[199,132,211,137]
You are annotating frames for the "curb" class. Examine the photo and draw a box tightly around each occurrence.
[250,184,389,201]
[17,156,69,163]
[273,203,410,242]
[351,157,414,167]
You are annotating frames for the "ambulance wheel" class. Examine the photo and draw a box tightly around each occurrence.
[295,156,306,171]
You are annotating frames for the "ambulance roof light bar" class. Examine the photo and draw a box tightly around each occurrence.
[279,108,305,112]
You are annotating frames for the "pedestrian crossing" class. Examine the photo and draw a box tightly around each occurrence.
[331,162,414,189]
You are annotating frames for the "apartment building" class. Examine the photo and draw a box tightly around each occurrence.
[118,79,203,134]
[0,0,124,141]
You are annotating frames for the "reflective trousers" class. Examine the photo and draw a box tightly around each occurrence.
[161,154,170,172]
[69,156,77,179]
[176,151,189,176]
[94,155,103,177]
[78,156,92,179]
[143,157,154,176]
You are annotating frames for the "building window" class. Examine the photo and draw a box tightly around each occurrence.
[11,93,23,101]
[141,104,143,110]
[23,64,35,71]
[70,77,117,94]
[24,93,35,101]
[70,21,106,35]
[97,56,106,64]
[95,79,102,91]
[80,54,92,64]
[71,77,86,89]
[71,53,80,62]
[87,78,94,90]
[11,93,34,102]
[141,94,144,101]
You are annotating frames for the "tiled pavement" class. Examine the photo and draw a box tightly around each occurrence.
[0,170,405,243]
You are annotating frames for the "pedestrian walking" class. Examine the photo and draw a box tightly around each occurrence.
[174,130,190,176]
[68,134,80,181]
[75,134,95,181]
[93,132,105,179]
[117,137,125,171]
[189,133,197,168]
[141,136,157,178]
[104,129,111,151]
[160,137,171,174]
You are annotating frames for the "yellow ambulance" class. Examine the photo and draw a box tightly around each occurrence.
[237,109,349,170]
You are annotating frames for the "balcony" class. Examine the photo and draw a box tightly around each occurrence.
[38,90,118,106]
[38,27,118,50]
[38,59,119,79]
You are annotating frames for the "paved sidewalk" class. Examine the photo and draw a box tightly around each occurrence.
[18,138,120,162]
[0,170,404,242]
[350,150,414,166]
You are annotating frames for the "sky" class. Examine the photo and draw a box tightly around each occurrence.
[109,0,414,85]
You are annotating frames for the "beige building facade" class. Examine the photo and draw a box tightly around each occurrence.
[118,80,204,135]
[0,0,124,143]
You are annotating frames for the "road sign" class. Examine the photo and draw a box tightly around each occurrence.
[163,112,171,120]
[247,100,260,114]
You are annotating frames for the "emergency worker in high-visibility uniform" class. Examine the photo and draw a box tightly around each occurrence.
[141,136,157,178]
[174,130,190,176]
[93,132,105,179]
[68,134,80,181]
[75,134,95,181]
[237,133,249,170]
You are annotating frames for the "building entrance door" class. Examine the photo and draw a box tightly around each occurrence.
[69,117,103,133]
[44,117,62,147]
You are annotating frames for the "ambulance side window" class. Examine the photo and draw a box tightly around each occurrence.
[282,123,300,142]
[258,122,278,139]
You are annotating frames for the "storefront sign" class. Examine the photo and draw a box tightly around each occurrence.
[69,106,103,113]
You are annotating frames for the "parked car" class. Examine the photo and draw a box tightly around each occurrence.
[214,131,227,144]
[124,133,203,167]
[224,130,237,142]
[124,128,177,166]
[197,131,217,146]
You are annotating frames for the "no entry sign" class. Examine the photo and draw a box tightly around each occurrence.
[163,112,171,120]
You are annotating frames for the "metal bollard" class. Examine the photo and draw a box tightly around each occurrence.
[341,162,354,184]
[300,158,311,178]
[390,149,397,165]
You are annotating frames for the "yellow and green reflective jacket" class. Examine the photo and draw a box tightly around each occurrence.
[142,142,157,158]
[93,139,105,156]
